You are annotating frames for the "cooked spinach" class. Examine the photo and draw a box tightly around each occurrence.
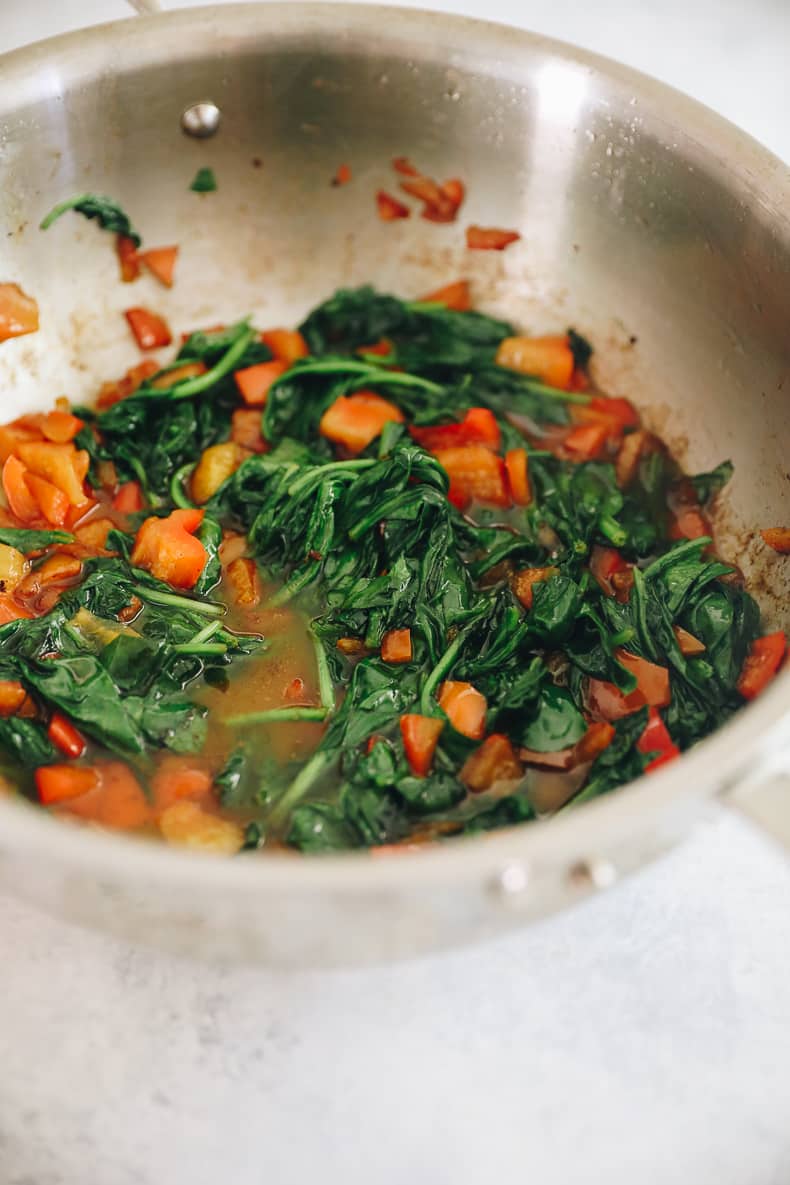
[40,193,142,245]
[3,280,767,855]
[190,167,218,193]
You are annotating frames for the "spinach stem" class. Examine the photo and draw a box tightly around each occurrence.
[226,706,329,726]
[136,585,226,618]
[191,621,223,646]
[138,325,256,400]
[598,514,628,547]
[270,357,443,395]
[420,633,464,714]
[311,632,336,711]
[287,459,375,498]
[172,642,228,656]
[267,562,320,607]
[170,463,196,509]
[269,749,335,825]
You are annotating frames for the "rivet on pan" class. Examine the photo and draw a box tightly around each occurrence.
[569,858,617,890]
[181,102,222,139]
[492,861,530,899]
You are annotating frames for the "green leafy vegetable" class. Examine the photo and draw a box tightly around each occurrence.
[40,193,142,246]
[0,528,74,553]
[190,167,217,193]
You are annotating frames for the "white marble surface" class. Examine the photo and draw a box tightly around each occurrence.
[1,3,790,1184]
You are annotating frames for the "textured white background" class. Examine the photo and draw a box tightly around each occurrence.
[1,3,790,1184]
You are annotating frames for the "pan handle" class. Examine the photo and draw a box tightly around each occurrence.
[725,744,790,851]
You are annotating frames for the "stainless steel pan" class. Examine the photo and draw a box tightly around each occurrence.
[0,3,788,965]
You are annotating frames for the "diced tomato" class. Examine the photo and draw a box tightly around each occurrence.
[460,733,522,792]
[0,282,39,342]
[399,175,451,218]
[149,362,206,390]
[616,649,671,707]
[511,566,558,610]
[336,637,368,656]
[669,506,711,542]
[438,680,487,740]
[357,338,394,358]
[36,764,99,805]
[116,235,141,283]
[130,508,207,589]
[231,408,269,453]
[400,713,444,776]
[234,360,287,406]
[25,473,69,527]
[505,448,531,506]
[637,707,681,772]
[332,162,352,186]
[152,756,212,812]
[589,546,631,597]
[737,631,786,701]
[319,391,404,455]
[260,328,309,365]
[0,680,27,717]
[588,649,671,720]
[16,555,82,606]
[226,557,260,607]
[392,157,419,177]
[97,360,158,409]
[47,713,87,759]
[465,225,520,251]
[761,529,790,554]
[139,245,178,288]
[433,444,509,509]
[124,307,172,350]
[0,420,43,464]
[573,396,640,445]
[440,178,465,211]
[73,517,114,555]
[112,480,145,514]
[0,594,33,625]
[2,455,40,523]
[381,628,412,664]
[410,407,500,452]
[673,625,706,656]
[564,422,608,460]
[496,335,575,389]
[592,395,639,429]
[376,191,410,220]
[573,721,616,764]
[16,441,90,507]
[614,428,651,487]
[58,762,151,829]
[41,410,84,443]
[285,677,306,703]
[420,280,470,311]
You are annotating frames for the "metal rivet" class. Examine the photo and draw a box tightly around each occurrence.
[569,858,617,890]
[181,101,222,139]
[492,861,530,899]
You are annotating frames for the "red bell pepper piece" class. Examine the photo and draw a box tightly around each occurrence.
[637,708,680,772]
[48,713,87,759]
[465,225,520,251]
[124,307,172,350]
[130,508,207,589]
[400,714,444,777]
[737,632,786,700]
